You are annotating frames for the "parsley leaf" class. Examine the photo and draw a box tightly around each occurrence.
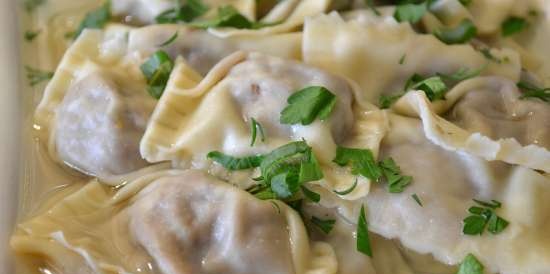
[357,205,373,257]
[463,199,509,236]
[333,147,382,181]
[517,81,550,102]
[412,193,423,207]
[156,0,209,24]
[73,1,111,39]
[190,5,278,29]
[301,186,321,202]
[437,66,485,83]
[487,213,509,234]
[434,19,477,44]
[409,75,448,101]
[457,254,484,274]
[379,158,412,193]
[207,151,264,170]
[334,178,358,196]
[501,17,528,37]
[25,66,54,86]
[157,31,179,47]
[280,86,337,126]
[379,94,403,109]
[140,50,174,99]
[24,30,41,42]
[271,172,300,199]
[250,118,266,146]
[364,0,381,16]
[393,2,427,24]
[399,54,406,65]
[23,0,46,13]
[311,216,336,234]
[259,141,324,200]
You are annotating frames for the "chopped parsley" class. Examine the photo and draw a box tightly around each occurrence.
[73,1,111,39]
[301,186,321,202]
[250,118,266,146]
[333,147,382,181]
[157,31,179,47]
[207,151,263,170]
[516,81,550,102]
[155,0,209,24]
[311,216,336,234]
[437,66,485,83]
[140,50,174,99]
[379,158,412,193]
[23,0,46,13]
[501,17,528,37]
[380,74,448,105]
[409,75,448,101]
[412,193,423,207]
[25,66,54,86]
[393,2,428,24]
[333,147,412,193]
[24,30,41,42]
[190,5,278,29]
[364,0,381,16]
[357,205,373,257]
[333,178,358,196]
[463,199,509,235]
[280,86,337,126]
[379,93,403,109]
[213,140,324,202]
[457,254,484,274]
[434,19,477,45]
[399,54,406,65]
[479,48,507,64]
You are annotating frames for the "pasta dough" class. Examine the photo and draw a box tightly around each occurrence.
[11,169,336,274]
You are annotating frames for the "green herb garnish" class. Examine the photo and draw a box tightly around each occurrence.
[516,81,550,102]
[434,19,477,44]
[23,0,46,13]
[457,254,484,274]
[311,216,336,234]
[412,193,423,206]
[364,0,381,16]
[217,141,324,201]
[207,151,264,170]
[379,93,403,109]
[73,1,111,39]
[155,0,209,24]
[140,50,174,99]
[280,86,337,126]
[437,66,484,83]
[301,186,321,202]
[399,54,406,65]
[463,199,509,235]
[333,147,382,181]
[409,75,448,101]
[393,2,427,24]
[24,30,41,42]
[333,178,358,195]
[157,31,179,47]
[190,5,278,29]
[334,147,412,193]
[379,158,412,193]
[25,66,54,86]
[458,0,472,6]
[250,118,266,146]
[501,17,528,37]
[357,205,372,257]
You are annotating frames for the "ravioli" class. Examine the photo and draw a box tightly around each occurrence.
[140,52,382,198]
[11,169,336,274]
